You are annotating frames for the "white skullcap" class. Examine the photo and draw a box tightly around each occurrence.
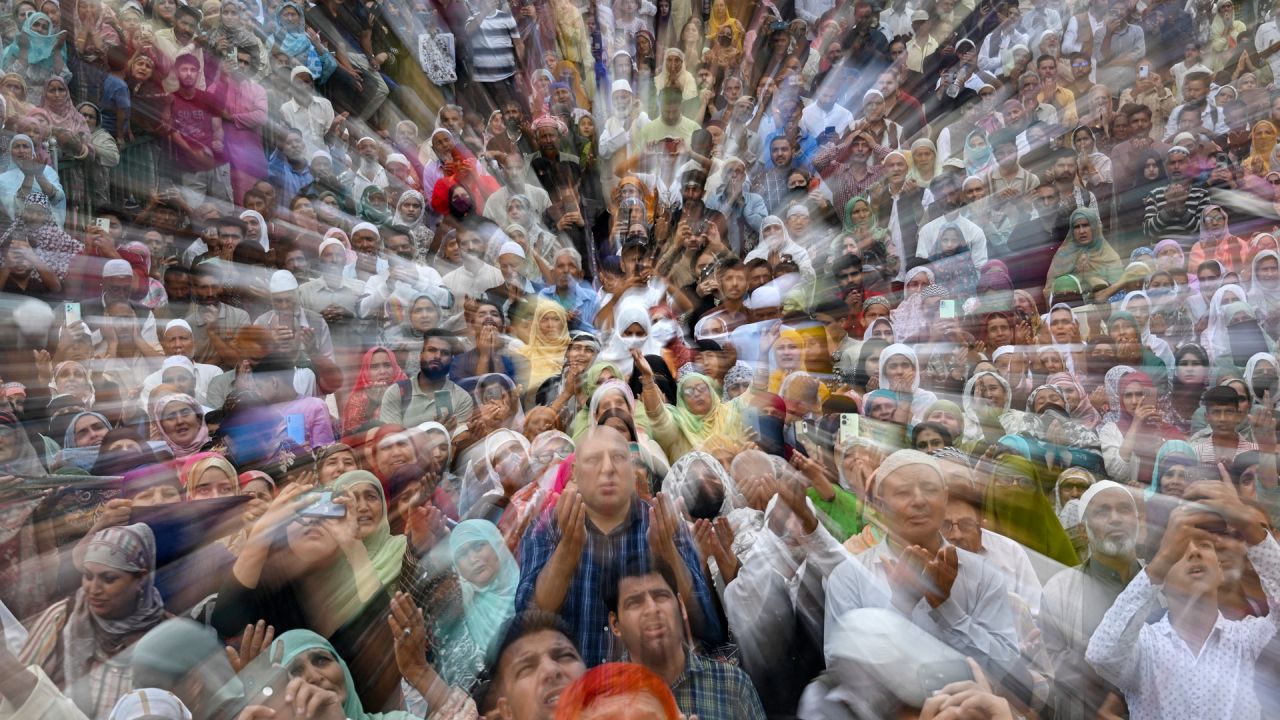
[612,79,633,95]
[290,65,313,81]
[870,449,943,499]
[1078,480,1134,518]
[786,204,810,219]
[318,237,345,257]
[385,153,410,167]
[312,149,332,162]
[350,222,380,237]
[161,355,197,374]
[102,259,134,278]
[356,135,377,146]
[498,240,526,259]
[268,269,299,293]
[163,319,193,336]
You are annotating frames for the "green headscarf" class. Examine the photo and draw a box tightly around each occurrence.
[358,186,392,226]
[570,361,624,437]
[983,454,1080,567]
[332,470,407,589]
[1046,207,1122,293]
[670,372,741,448]
[273,630,414,720]
[1151,439,1197,496]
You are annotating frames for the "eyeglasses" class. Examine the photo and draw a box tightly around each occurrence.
[682,382,711,399]
[941,519,979,533]
[992,472,1035,489]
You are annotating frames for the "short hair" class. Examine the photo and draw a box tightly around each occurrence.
[492,610,576,684]
[744,257,772,272]
[217,216,248,234]
[716,256,745,275]
[1035,54,1057,67]
[1184,71,1212,86]
[833,253,863,274]
[1122,103,1151,119]
[190,262,223,284]
[553,246,583,268]
[659,86,683,104]
[174,52,200,68]
[421,328,461,354]
[1204,385,1242,408]
[554,663,680,720]
[989,128,1018,150]
[249,352,296,378]
[604,555,681,613]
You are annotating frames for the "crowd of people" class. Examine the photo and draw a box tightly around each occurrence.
[4,0,1280,716]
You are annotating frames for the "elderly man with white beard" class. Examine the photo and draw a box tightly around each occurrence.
[1039,480,1141,720]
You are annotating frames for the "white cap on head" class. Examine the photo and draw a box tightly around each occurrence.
[164,319,193,336]
[351,222,380,237]
[161,354,197,373]
[290,65,313,81]
[786,204,810,219]
[612,79,633,95]
[318,237,345,257]
[386,153,410,167]
[498,240,526,259]
[1078,480,1133,518]
[102,259,134,278]
[269,269,299,293]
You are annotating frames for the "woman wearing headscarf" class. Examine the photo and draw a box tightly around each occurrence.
[927,222,980,298]
[178,452,238,499]
[832,196,890,273]
[1247,250,1280,327]
[0,13,66,100]
[877,343,938,425]
[0,410,46,476]
[1098,370,1186,487]
[961,370,1012,449]
[647,365,743,460]
[40,76,87,143]
[908,137,938,190]
[116,241,165,309]
[357,185,393,226]
[1199,282,1249,364]
[1245,120,1278,177]
[341,347,409,436]
[380,293,441,377]
[889,267,934,342]
[983,454,1079,567]
[271,1,334,80]
[1051,466,1097,558]
[1044,207,1122,300]
[1188,204,1248,275]
[1047,372,1102,429]
[49,360,94,407]
[332,470,407,591]
[150,393,208,459]
[962,129,995,176]
[0,190,78,277]
[457,427,530,523]
[518,302,570,392]
[746,214,816,278]
[1119,290,1176,370]
[447,519,519,660]
[273,629,435,720]
[19,524,168,718]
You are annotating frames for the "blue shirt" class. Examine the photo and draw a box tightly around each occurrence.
[515,497,725,667]
[268,150,315,207]
[98,74,130,136]
[538,281,600,333]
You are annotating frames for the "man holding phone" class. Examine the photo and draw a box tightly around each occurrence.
[379,329,474,434]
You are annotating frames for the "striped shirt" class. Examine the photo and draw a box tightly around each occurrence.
[470,10,519,82]
[1142,184,1211,241]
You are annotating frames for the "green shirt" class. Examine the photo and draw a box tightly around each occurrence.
[378,376,474,431]
[807,486,863,541]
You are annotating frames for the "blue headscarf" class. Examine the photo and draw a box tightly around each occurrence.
[13,12,59,66]
[448,519,519,659]
[1151,439,1197,496]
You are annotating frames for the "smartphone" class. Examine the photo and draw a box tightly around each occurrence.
[434,389,453,417]
[1138,65,1150,79]
[917,659,973,695]
[839,413,860,445]
[939,299,957,320]
[64,301,81,326]
[824,125,836,135]
[285,413,306,445]
[299,491,346,519]
[94,217,111,232]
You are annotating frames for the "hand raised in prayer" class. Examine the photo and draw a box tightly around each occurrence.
[389,591,431,680]
[224,620,275,674]
[405,502,448,555]
[919,658,1014,720]
[922,545,959,608]
[632,349,654,383]
[776,471,818,535]
[884,544,932,611]
[282,675,345,720]
[1251,390,1277,452]
[647,492,682,564]
[555,490,588,559]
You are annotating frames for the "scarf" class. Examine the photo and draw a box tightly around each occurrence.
[274,2,312,57]
[358,186,392,225]
[671,372,740,449]
[179,452,237,492]
[448,519,519,658]
[1046,372,1101,429]
[1,190,82,279]
[983,455,1079,566]
[341,347,408,435]
[519,302,571,391]
[332,470,407,589]
[65,524,167,711]
[61,411,111,449]
[150,394,210,458]
[13,12,58,66]
[273,630,414,720]
[907,137,937,187]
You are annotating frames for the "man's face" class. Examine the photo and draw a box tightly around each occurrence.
[1184,78,1208,104]
[994,142,1018,168]
[418,338,454,376]
[102,275,133,302]
[770,138,793,168]
[573,428,635,518]
[386,234,414,260]
[610,573,682,666]
[161,328,195,357]
[271,290,298,317]
[219,223,245,251]
[942,499,982,553]
[352,230,379,255]
[875,464,946,545]
[817,84,837,110]
[1207,403,1241,433]
[193,275,221,305]
[1167,153,1189,180]
[1130,111,1152,137]
[473,303,503,330]
[554,254,577,289]
[176,61,200,88]
[1003,100,1024,126]
[536,126,560,153]
[284,133,306,161]
[1053,157,1079,182]
[440,108,464,134]
[719,267,747,300]
[1084,488,1138,557]
[494,630,586,720]
[660,97,681,123]
[875,72,897,98]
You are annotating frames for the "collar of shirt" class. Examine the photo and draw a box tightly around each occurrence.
[584,496,642,537]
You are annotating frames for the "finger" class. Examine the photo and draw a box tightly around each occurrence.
[238,707,277,720]
[965,657,992,693]
[225,645,241,670]
[270,638,284,666]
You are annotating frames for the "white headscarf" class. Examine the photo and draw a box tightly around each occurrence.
[239,210,269,251]
[877,343,938,424]
[1200,282,1248,363]
[598,297,660,377]
[961,370,1012,444]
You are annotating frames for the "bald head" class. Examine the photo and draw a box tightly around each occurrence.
[573,426,635,519]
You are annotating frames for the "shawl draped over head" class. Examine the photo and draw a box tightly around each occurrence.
[341,346,408,435]
[0,410,45,475]
[150,394,210,458]
[2,189,83,279]
[5,12,59,67]
[1151,439,1197,495]
[179,452,237,493]
[66,524,167,710]
[961,370,1012,444]
[1046,207,1122,291]
[459,427,530,516]
[1046,372,1102,429]
[671,372,741,449]
[448,519,519,658]
[273,630,415,720]
[40,77,89,140]
[983,454,1080,567]
[61,410,110,449]
[107,689,192,720]
[1052,466,1097,529]
[332,470,408,589]
[519,301,571,391]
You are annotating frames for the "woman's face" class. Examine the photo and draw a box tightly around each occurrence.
[158,403,200,446]
[286,516,342,565]
[442,234,461,262]
[344,481,384,539]
[596,388,630,419]
[1053,380,1081,408]
[56,363,89,394]
[73,414,109,447]
[285,649,347,705]
[1160,463,1190,497]
[1072,217,1093,245]
[129,55,156,81]
[189,467,236,499]
[132,484,182,506]
[539,311,565,339]
[1120,382,1150,415]
[850,201,871,225]
[79,104,99,128]
[868,397,896,421]
[940,228,964,253]
[1204,209,1226,232]
[986,317,1012,346]
[456,538,501,586]
[243,478,273,504]
[870,321,893,340]
[1040,351,1065,375]
[31,15,49,33]
[913,146,936,169]
[774,336,801,369]
[975,374,1007,408]
[318,450,358,485]
[1073,129,1094,153]
[906,273,930,296]
[1142,158,1161,180]
[682,378,714,415]
[369,350,396,385]
[926,410,961,437]
[81,562,143,620]
[1057,475,1091,504]
[377,434,415,474]
[279,4,300,23]
[915,427,945,452]
[884,354,914,385]
[864,303,890,323]
[1175,352,1207,385]
[1258,257,1280,284]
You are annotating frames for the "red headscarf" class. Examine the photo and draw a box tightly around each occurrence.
[340,347,408,435]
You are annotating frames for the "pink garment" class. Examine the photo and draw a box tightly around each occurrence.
[212,75,268,203]
[277,396,336,449]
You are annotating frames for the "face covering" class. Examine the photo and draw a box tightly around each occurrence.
[650,319,678,345]
[449,195,474,218]
[620,335,648,351]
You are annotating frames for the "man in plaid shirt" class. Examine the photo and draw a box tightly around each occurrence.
[514,427,725,667]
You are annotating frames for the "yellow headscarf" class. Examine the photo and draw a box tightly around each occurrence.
[767,327,806,394]
[519,301,571,390]
[1246,120,1277,176]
